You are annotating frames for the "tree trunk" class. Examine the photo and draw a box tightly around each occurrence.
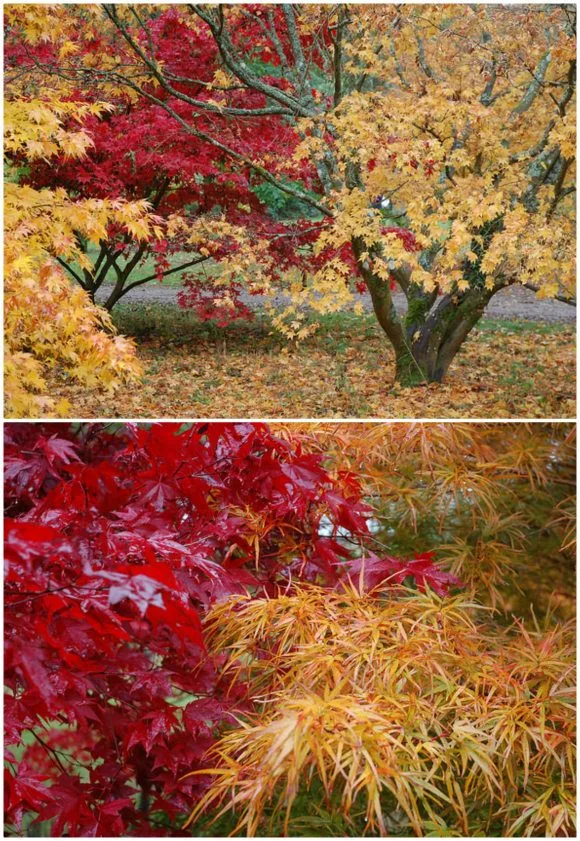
[397,284,507,385]
[394,348,430,386]
[352,234,508,386]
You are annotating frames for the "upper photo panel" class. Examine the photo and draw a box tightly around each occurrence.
[5,4,576,419]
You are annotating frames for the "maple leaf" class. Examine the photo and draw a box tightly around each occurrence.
[107,572,166,616]
[343,550,462,596]
[36,433,81,468]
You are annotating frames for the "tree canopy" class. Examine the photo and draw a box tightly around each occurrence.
[4,4,576,388]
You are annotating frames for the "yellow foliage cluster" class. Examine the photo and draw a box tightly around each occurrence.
[187,586,575,837]
[4,100,107,161]
[5,258,141,417]
[293,5,575,302]
[4,97,156,416]
[4,4,90,46]
[4,4,115,70]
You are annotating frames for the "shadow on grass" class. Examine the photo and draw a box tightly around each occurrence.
[111,301,380,352]
[112,302,573,368]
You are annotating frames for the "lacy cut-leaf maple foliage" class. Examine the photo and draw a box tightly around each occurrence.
[186,585,576,837]
[4,421,458,837]
[288,422,576,613]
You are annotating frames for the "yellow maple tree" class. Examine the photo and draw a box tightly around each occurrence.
[4,95,157,416]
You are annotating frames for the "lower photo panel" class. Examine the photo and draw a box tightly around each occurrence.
[4,421,576,838]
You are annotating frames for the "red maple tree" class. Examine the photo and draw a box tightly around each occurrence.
[5,8,331,315]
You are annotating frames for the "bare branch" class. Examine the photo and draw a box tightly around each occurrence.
[103,5,292,118]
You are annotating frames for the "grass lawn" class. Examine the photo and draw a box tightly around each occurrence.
[45,303,576,419]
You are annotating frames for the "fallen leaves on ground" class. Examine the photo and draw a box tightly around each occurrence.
[43,316,575,419]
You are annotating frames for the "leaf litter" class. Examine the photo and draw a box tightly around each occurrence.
[44,316,575,419]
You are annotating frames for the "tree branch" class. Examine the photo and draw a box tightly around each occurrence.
[523,282,575,306]
[54,256,87,289]
[190,4,316,117]
[513,51,551,115]
[103,5,292,118]
[124,254,211,291]
[101,68,333,218]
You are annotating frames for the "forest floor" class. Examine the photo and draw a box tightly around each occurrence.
[47,303,575,419]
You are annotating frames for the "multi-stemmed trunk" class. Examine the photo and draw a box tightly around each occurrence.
[56,179,210,312]
[63,229,507,383]
[57,241,209,312]
[352,236,508,386]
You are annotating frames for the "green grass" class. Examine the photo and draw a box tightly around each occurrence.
[111,300,568,347]
[109,301,393,355]
[475,318,571,335]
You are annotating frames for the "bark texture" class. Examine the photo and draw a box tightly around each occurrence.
[352,235,509,385]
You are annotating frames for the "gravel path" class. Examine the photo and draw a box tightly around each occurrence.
[98,283,576,324]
